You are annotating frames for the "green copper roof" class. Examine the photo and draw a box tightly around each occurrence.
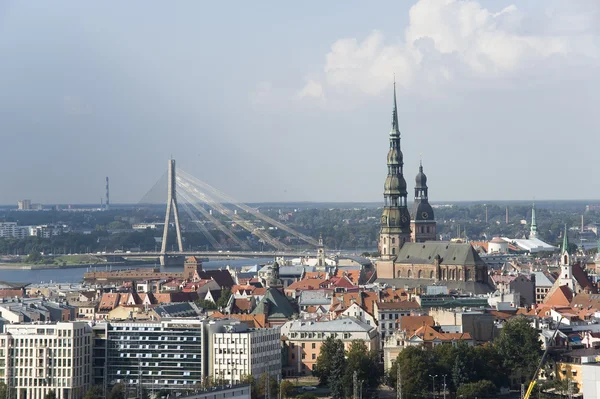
[390,81,400,136]
[561,224,569,255]
[252,288,295,319]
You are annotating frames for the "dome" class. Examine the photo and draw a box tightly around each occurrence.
[384,175,407,195]
[387,148,403,165]
[415,164,427,188]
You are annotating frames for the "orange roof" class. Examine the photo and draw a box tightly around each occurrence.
[333,269,361,285]
[571,292,600,311]
[99,293,121,311]
[398,315,434,335]
[377,301,420,311]
[412,324,472,342]
[232,298,253,313]
[285,278,328,292]
[231,285,256,294]
[544,285,574,307]
[211,312,266,328]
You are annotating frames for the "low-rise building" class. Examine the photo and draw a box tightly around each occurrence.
[280,318,378,377]
[373,301,421,345]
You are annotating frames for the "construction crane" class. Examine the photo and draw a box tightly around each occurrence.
[523,317,564,399]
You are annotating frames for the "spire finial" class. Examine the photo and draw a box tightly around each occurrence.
[562,224,569,254]
[391,79,400,135]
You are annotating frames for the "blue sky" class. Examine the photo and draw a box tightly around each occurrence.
[0,1,598,204]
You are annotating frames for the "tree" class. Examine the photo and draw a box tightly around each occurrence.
[108,384,125,399]
[26,249,42,263]
[386,346,434,397]
[44,391,57,399]
[329,340,347,399]
[343,340,380,397]
[280,380,295,399]
[83,386,103,399]
[0,383,14,399]
[313,336,340,385]
[495,316,541,381]
[216,288,232,308]
[456,380,496,398]
[297,394,318,399]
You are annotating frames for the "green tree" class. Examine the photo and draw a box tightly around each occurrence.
[313,336,341,385]
[258,372,278,398]
[216,288,232,308]
[108,383,125,399]
[386,346,434,397]
[44,391,57,399]
[26,249,43,263]
[0,383,14,399]
[280,380,295,399]
[297,394,318,399]
[330,344,347,399]
[456,380,496,398]
[495,316,541,381]
[343,340,380,397]
[83,386,103,399]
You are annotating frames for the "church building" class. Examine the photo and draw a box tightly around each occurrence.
[375,82,490,292]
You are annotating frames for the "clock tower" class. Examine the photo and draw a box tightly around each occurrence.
[379,82,411,259]
[410,161,436,242]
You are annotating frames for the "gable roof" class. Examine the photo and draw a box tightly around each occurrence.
[197,270,234,288]
[398,315,434,335]
[395,242,487,267]
[252,288,296,319]
[411,324,473,342]
[572,263,596,293]
[211,311,267,328]
[544,285,574,307]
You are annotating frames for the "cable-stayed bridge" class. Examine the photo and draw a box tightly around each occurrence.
[134,159,324,265]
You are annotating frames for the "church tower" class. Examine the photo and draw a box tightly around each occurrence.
[558,224,574,290]
[410,161,436,242]
[379,82,411,259]
[530,203,538,239]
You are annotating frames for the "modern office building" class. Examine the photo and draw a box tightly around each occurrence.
[210,322,281,384]
[98,319,207,393]
[0,321,93,399]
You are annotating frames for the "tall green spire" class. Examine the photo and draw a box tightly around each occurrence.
[561,224,569,255]
[530,203,538,238]
[390,80,400,136]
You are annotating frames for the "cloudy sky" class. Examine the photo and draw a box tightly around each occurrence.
[0,0,599,205]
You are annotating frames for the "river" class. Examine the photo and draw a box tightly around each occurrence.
[0,258,274,284]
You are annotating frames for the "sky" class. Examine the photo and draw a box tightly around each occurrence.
[0,0,599,205]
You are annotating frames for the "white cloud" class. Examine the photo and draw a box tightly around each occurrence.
[300,0,599,101]
[297,79,325,100]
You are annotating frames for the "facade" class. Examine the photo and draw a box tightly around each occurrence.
[17,200,31,210]
[0,222,29,239]
[280,318,378,376]
[379,83,411,258]
[210,322,280,384]
[0,322,93,399]
[410,162,436,243]
[373,301,421,345]
[377,242,492,293]
[101,319,207,392]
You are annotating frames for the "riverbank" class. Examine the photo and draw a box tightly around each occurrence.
[0,260,151,270]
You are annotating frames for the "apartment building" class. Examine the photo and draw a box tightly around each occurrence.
[0,222,29,239]
[280,318,378,376]
[373,301,421,345]
[210,322,280,384]
[0,321,93,399]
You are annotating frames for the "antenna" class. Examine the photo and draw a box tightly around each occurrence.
[105,177,110,210]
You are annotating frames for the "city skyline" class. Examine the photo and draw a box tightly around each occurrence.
[0,0,599,204]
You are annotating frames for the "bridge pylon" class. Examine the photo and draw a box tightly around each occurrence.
[160,159,184,266]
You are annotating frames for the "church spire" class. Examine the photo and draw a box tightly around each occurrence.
[391,80,400,136]
[561,224,569,256]
[530,203,538,239]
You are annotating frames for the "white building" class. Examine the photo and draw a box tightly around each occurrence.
[0,222,30,239]
[210,322,280,384]
[0,321,93,399]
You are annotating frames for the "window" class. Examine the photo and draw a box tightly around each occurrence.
[311,343,315,349]
[301,343,305,349]
[312,353,316,360]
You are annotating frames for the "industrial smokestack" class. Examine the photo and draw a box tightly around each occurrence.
[105,177,110,210]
